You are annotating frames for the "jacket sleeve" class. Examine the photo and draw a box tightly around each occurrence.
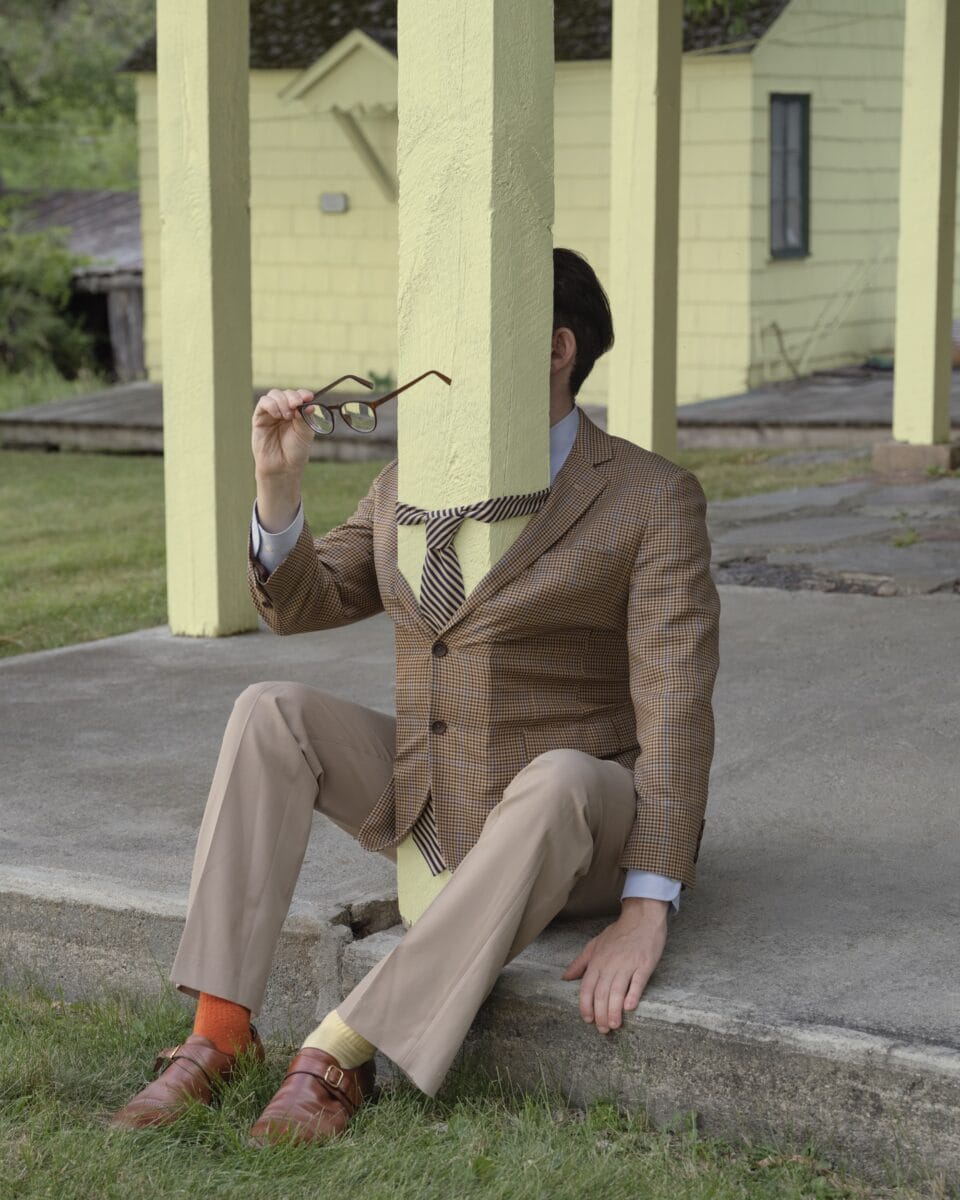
[248,466,391,635]
[620,468,720,888]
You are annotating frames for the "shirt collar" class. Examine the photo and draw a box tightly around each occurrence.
[549,405,580,485]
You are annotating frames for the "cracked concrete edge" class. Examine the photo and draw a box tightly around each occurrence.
[343,931,960,1185]
[343,930,960,1082]
[0,866,398,1039]
[504,963,960,1081]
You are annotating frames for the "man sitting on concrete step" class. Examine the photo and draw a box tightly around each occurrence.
[111,248,720,1145]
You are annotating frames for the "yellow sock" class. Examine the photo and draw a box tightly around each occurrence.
[396,831,452,926]
[302,1009,375,1068]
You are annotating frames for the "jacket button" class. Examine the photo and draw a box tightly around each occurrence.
[432,641,448,657]
[431,719,447,735]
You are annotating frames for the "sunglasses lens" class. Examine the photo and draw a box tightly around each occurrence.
[303,403,333,435]
[342,402,376,433]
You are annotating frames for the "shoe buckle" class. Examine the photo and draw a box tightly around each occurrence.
[323,1064,345,1089]
[155,1044,181,1074]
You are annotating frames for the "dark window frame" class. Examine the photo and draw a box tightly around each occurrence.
[769,93,810,260]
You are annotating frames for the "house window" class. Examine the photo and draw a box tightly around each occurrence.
[770,94,810,258]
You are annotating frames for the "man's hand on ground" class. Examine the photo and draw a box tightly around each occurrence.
[561,897,668,1034]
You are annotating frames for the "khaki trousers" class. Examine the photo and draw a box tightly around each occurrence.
[171,681,637,1096]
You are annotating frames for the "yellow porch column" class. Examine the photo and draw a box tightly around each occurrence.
[607,0,682,459]
[394,0,555,922]
[157,0,256,635]
[890,0,960,450]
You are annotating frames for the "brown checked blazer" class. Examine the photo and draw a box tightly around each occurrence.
[249,410,720,888]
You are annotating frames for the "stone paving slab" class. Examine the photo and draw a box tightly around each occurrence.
[710,476,960,595]
[713,514,896,549]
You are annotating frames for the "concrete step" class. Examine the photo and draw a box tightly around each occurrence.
[344,925,960,1186]
[0,864,398,1037]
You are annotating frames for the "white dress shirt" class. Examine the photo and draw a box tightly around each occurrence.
[251,404,681,911]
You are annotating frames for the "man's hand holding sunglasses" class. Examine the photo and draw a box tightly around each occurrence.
[252,386,322,534]
[252,371,451,533]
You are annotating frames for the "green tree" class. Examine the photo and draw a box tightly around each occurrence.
[684,0,779,44]
[0,0,154,190]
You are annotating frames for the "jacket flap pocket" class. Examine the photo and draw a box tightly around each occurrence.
[521,708,637,762]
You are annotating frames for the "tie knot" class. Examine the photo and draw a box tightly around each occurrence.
[395,503,471,553]
[423,507,472,553]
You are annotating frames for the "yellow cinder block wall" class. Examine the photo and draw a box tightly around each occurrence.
[746,0,960,389]
[138,57,753,408]
[135,7,960,408]
[138,71,399,392]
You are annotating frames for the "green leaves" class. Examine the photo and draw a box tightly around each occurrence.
[0,199,92,376]
[0,0,152,190]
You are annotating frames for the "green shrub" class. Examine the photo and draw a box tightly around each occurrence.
[0,200,93,377]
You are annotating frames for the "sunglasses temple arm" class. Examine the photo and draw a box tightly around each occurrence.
[311,374,375,399]
[369,372,450,409]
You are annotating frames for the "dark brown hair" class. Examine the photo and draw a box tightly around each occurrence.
[553,248,615,396]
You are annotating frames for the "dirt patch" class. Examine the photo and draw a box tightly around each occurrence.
[714,559,886,595]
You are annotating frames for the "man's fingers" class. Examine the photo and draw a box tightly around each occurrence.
[255,389,314,423]
[578,968,598,1024]
[562,937,595,981]
[561,947,590,981]
[287,388,313,411]
[592,973,613,1033]
[254,394,284,422]
[606,974,632,1031]
[623,968,647,1012]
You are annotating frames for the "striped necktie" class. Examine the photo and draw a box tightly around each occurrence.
[395,487,551,632]
[396,485,551,874]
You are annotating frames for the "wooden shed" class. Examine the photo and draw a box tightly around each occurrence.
[16,188,145,383]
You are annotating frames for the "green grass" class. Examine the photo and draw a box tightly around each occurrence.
[0,453,388,658]
[0,446,868,660]
[678,447,869,501]
[0,987,941,1200]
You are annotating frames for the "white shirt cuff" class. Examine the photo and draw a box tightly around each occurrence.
[621,869,681,914]
[251,501,304,576]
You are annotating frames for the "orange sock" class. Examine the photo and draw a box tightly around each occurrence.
[192,992,252,1055]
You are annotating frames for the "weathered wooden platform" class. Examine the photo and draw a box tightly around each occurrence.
[1,370,959,455]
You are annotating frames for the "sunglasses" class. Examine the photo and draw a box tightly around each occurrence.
[297,370,452,436]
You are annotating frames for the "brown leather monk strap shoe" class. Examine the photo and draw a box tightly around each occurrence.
[109,1029,265,1130]
[248,1048,375,1146]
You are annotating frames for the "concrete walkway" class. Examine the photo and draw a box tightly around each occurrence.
[2,368,958,454]
[2,474,959,1183]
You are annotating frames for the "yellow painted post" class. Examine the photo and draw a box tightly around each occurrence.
[394,0,555,923]
[607,0,682,459]
[157,0,256,635]
[890,0,960,448]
